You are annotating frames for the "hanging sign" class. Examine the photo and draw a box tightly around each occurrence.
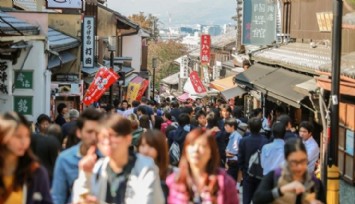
[83,17,95,68]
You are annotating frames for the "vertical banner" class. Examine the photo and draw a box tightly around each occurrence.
[83,17,95,68]
[200,34,211,65]
[189,71,207,94]
[82,67,119,106]
[136,80,149,101]
[180,56,189,79]
[242,0,277,45]
[126,83,141,104]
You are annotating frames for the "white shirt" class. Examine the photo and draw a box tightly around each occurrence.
[303,136,320,173]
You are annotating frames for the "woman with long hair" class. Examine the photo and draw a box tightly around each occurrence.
[166,128,239,204]
[0,112,52,204]
[253,138,325,204]
[137,130,171,200]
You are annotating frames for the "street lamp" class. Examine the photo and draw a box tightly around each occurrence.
[107,36,116,107]
[152,58,158,101]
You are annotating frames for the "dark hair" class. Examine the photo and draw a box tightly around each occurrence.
[195,110,206,120]
[137,106,147,115]
[139,115,151,129]
[122,100,128,104]
[163,111,172,121]
[47,124,64,144]
[141,96,148,103]
[171,101,179,108]
[206,111,218,128]
[242,59,251,67]
[0,112,39,193]
[252,108,263,118]
[248,117,262,134]
[37,114,51,125]
[104,114,132,136]
[177,113,190,127]
[57,103,67,114]
[132,100,140,108]
[284,138,307,159]
[177,128,219,201]
[272,121,286,139]
[76,108,103,130]
[181,106,193,115]
[137,130,169,179]
[224,118,238,129]
[299,121,313,134]
[233,107,244,119]
[277,114,292,127]
[154,116,163,130]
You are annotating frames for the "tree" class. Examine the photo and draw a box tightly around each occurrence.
[148,40,188,87]
[128,12,159,41]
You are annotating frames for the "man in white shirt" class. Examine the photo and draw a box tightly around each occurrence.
[299,121,320,173]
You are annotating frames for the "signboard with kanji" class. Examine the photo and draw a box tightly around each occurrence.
[180,56,189,79]
[47,0,82,9]
[242,0,277,45]
[14,70,33,89]
[200,34,211,65]
[83,17,95,68]
[14,96,33,115]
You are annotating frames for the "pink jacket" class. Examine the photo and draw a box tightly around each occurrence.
[161,120,172,134]
[166,168,239,204]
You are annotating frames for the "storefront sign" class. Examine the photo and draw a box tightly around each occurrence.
[243,0,277,45]
[189,71,206,94]
[346,129,354,156]
[14,96,33,115]
[14,70,33,89]
[180,56,189,79]
[82,67,119,106]
[47,0,82,9]
[200,34,211,65]
[83,17,95,68]
[0,60,9,94]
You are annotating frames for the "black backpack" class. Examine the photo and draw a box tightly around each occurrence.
[169,141,180,166]
[247,142,263,180]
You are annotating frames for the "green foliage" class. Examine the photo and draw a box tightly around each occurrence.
[128,12,159,41]
[148,40,188,87]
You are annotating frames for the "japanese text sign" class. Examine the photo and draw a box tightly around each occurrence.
[47,0,82,9]
[14,71,33,89]
[200,34,211,65]
[82,67,119,106]
[180,56,189,79]
[189,71,206,94]
[14,96,33,115]
[83,17,95,68]
[243,0,277,45]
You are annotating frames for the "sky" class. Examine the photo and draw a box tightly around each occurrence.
[106,0,236,26]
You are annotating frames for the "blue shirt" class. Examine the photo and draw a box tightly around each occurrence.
[261,139,285,175]
[226,131,242,161]
[51,143,82,204]
[303,136,320,173]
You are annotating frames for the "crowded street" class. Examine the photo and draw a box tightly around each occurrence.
[1,0,355,203]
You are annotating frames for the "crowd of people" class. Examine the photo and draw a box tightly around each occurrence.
[0,96,326,204]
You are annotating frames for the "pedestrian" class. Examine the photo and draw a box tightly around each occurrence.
[127,113,143,148]
[161,111,173,134]
[238,117,269,204]
[276,114,298,140]
[61,109,80,144]
[299,121,320,173]
[196,110,208,128]
[0,112,53,204]
[253,138,325,204]
[72,114,165,204]
[137,130,171,200]
[51,108,103,204]
[35,113,51,135]
[55,103,68,126]
[166,128,239,204]
[261,121,286,176]
[224,118,242,182]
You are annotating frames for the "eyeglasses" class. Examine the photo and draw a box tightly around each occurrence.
[288,158,308,167]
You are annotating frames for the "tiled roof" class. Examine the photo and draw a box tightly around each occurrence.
[211,29,237,49]
[251,42,331,74]
[319,52,355,79]
[48,28,80,52]
[0,11,39,36]
[13,0,59,12]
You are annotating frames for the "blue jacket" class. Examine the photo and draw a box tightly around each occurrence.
[26,165,53,204]
[51,144,82,204]
[238,133,268,174]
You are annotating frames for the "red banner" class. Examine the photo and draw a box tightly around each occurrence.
[82,67,119,106]
[200,34,211,65]
[189,71,206,94]
[136,79,149,101]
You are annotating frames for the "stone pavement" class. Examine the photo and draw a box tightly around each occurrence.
[340,180,355,204]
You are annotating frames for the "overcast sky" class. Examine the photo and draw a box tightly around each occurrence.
[106,0,236,26]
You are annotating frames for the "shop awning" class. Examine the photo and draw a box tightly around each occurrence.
[122,73,138,87]
[178,92,190,102]
[234,63,277,88]
[253,68,313,108]
[209,75,236,91]
[48,51,76,69]
[221,86,246,100]
[162,72,179,85]
[48,28,80,52]
[0,11,39,36]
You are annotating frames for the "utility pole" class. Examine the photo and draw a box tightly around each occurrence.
[152,58,157,101]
